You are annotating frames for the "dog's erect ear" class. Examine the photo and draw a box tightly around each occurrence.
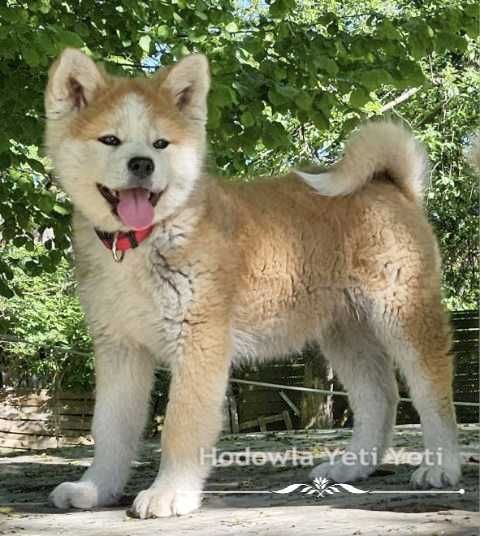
[46,48,105,117]
[163,55,210,124]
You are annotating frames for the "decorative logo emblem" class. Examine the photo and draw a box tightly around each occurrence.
[273,477,369,498]
[202,478,465,498]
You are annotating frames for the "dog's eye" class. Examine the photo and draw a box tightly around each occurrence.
[153,138,170,149]
[98,135,121,146]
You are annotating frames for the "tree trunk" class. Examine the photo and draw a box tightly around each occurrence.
[301,345,334,429]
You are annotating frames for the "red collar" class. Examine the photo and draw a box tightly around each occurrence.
[95,225,154,262]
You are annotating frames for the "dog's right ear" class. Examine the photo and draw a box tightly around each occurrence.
[45,48,105,117]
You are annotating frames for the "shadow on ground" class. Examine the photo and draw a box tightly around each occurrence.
[1,426,479,535]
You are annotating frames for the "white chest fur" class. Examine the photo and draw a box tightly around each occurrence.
[74,220,195,363]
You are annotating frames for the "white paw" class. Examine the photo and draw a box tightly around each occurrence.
[410,460,461,489]
[310,460,375,483]
[131,485,201,519]
[49,481,100,509]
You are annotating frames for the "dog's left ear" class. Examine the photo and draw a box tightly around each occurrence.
[163,55,210,124]
[46,48,106,117]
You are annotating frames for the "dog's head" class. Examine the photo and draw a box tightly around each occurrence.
[45,49,209,231]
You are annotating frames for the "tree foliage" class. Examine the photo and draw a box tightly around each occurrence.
[0,1,478,385]
[0,248,93,389]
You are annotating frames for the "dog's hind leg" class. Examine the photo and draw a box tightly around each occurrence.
[49,342,155,509]
[372,292,460,488]
[311,324,399,483]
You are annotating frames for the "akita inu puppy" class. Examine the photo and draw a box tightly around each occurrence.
[45,48,460,518]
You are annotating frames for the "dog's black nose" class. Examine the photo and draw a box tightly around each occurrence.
[128,157,155,179]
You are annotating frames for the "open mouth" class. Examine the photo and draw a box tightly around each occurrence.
[97,184,163,209]
[97,184,164,230]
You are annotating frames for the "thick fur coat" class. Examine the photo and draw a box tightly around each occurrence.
[44,49,460,519]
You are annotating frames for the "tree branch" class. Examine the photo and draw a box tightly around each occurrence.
[380,87,420,113]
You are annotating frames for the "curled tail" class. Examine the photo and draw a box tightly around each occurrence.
[296,121,428,204]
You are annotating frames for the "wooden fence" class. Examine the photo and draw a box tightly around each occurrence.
[0,390,93,450]
[451,310,479,421]
[234,310,479,428]
[0,310,478,450]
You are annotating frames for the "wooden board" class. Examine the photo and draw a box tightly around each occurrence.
[0,433,93,450]
[0,417,91,435]
[0,389,94,450]
[1,399,94,411]
[0,389,94,404]
[0,405,93,422]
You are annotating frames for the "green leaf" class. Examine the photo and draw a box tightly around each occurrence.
[57,30,84,48]
[210,85,233,108]
[53,203,71,216]
[22,47,40,67]
[208,106,221,129]
[274,65,287,81]
[28,159,45,174]
[13,236,28,247]
[270,0,294,19]
[262,122,288,149]
[311,111,329,131]
[240,111,255,128]
[225,22,238,33]
[357,69,392,90]
[157,25,170,39]
[315,56,338,76]
[376,19,400,40]
[38,195,55,213]
[276,85,298,100]
[35,31,55,54]
[195,10,208,21]
[314,93,334,119]
[349,87,370,108]
[296,92,313,112]
[0,278,14,298]
[139,35,151,53]
[398,60,425,85]
[434,32,467,54]
[268,88,285,107]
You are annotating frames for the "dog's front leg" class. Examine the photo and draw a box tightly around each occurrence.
[131,319,231,519]
[50,342,155,509]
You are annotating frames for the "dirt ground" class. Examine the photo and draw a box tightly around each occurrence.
[1,424,479,536]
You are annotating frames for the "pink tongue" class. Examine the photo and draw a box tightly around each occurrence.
[117,188,154,230]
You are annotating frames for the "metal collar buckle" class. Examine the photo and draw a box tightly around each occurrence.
[112,232,125,263]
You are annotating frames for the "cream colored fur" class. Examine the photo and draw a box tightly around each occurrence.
[44,49,461,519]
[295,121,427,202]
